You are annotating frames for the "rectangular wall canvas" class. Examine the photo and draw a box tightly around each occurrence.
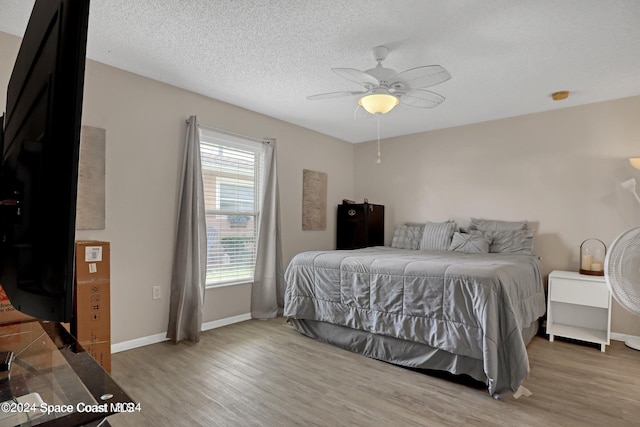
[76,126,106,230]
[302,169,327,230]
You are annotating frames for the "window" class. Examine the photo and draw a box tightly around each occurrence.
[199,129,264,287]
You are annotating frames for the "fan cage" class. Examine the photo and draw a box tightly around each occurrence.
[605,228,640,316]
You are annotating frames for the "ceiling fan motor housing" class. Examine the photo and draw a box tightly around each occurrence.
[365,66,397,88]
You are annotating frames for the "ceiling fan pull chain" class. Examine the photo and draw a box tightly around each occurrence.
[376,114,381,164]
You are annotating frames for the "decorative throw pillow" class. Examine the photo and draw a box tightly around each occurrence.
[391,224,408,248]
[419,221,457,251]
[469,217,527,232]
[449,232,491,253]
[391,223,424,250]
[484,229,535,254]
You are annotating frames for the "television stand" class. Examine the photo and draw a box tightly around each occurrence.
[0,319,133,426]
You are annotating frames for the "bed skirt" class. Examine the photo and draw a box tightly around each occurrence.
[289,318,539,391]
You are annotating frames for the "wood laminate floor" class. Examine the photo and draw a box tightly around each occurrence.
[107,319,640,426]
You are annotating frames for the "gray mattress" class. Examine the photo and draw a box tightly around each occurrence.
[283,247,546,398]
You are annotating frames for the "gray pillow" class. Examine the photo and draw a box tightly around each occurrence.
[469,217,527,232]
[391,223,424,250]
[419,221,456,251]
[484,229,534,254]
[449,232,491,253]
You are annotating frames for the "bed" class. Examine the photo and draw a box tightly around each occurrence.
[283,219,547,399]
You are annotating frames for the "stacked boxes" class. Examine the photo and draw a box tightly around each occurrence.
[73,241,111,372]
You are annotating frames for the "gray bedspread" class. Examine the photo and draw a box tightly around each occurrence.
[283,247,546,398]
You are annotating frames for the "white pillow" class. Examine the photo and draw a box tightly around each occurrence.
[419,221,456,251]
[484,229,535,254]
[449,232,491,253]
[469,217,527,232]
[391,223,424,250]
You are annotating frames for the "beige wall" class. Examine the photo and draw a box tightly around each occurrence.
[354,96,640,336]
[4,26,640,340]
[0,31,354,344]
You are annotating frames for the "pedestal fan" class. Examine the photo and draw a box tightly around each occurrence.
[605,227,640,350]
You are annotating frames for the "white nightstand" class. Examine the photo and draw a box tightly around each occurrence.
[546,270,611,352]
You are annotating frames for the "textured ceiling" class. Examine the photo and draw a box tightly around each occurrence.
[1,0,640,143]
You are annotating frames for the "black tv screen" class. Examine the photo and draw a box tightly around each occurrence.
[0,0,90,323]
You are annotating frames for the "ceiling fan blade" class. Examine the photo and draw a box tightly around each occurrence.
[390,65,451,90]
[307,90,367,100]
[332,68,380,87]
[398,89,445,108]
[354,105,374,120]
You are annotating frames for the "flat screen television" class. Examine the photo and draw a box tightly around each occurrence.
[0,0,90,323]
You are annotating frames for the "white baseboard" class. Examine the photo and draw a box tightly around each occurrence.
[611,332,640,343]
[201,313,252,331]
[111,312,252,354]
[111,332,168,354]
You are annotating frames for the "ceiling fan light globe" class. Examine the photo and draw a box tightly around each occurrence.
[358,93,399,114]
[629,157,640,169]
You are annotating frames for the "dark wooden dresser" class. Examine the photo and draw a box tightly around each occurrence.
[336,203,384,249]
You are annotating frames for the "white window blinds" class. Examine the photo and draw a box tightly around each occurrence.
[199,129,264,286]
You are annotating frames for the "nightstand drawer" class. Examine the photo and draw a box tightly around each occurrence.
[549,277,609,308]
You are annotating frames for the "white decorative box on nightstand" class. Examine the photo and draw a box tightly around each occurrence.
[546,270,611,352]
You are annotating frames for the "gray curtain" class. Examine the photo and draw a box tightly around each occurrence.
[251,139,284,318]
[167,116,207,342]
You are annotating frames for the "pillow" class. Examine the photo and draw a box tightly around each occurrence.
[484,229,534,254]
[469,217,527,232]
[391,223,424,250]
[449,231,491,253]
[419,221,457,251]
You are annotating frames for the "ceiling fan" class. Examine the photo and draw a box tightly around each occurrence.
[307,46,451,118]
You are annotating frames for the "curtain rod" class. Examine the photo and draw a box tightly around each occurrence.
[186,119,273,144]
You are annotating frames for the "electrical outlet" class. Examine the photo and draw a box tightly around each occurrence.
[152,286,161,300]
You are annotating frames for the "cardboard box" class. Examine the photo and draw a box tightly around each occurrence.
[0,284,35,325]
[0,320,42,349]
[74,280,110,343]
[75,241,111,283]
[73,241,111,372]
[78,340,111,373]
